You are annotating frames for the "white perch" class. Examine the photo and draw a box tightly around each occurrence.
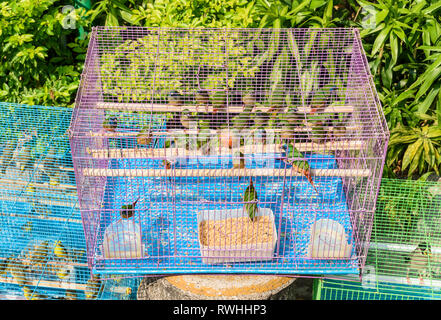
[86,141,365,159]
[82,168,371,178]
[96,102,355,114]
[0,276,88,291]
[86,126,362,138]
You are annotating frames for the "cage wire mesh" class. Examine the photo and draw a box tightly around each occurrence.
[0,102,139,300]
[69,27,389,276]
[313,178,441,300]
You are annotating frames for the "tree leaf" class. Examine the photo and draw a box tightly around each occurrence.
[402,138,423,171]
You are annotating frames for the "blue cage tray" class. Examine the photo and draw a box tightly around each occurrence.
[93,153,360,276]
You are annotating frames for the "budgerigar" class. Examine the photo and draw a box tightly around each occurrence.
[243,177,259,222]
[281,143,319,194]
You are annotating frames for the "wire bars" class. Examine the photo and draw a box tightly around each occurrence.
[69,27,389,276]
[314,178,441,300]
[0,102,140,300]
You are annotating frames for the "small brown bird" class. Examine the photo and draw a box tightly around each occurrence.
[233,152,245,169]
[136,127,153,146]
[405,242,432,285]
[195,90,210,106]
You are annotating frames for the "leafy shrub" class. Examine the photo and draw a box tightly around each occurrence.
[0,0,93,107]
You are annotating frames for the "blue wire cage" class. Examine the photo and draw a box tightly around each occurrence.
[0,102,139,300]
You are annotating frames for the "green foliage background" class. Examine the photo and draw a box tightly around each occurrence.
[1,0,440,178]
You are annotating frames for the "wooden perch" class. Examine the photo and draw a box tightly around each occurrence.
[96,102,355,114]
[0,195,76,209]
[0,211,82,224]
[0,275,88,291]
[35,164,75,172]
[82,168,371,178]
[86,141,365,159]
[0,178,76,191]
[86,126,362,138]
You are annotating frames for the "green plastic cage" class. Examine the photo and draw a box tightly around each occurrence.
[314,178,441,300]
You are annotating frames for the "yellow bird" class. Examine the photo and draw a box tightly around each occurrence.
[56,265,71,280]
[53,240,69,261]
[85,278,103,300]
[8,259,30,287]
[29,240,50,265]
[0,256,12,276]
[65,289,78,300]
[21,221,33,233]
[22,286,35,300]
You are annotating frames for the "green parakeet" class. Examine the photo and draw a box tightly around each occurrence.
[282,143,319,194]
[243,177,258,222]
[309,85,338,114]
[120,197,140,219]
[210,90,227,113]
[102,116,118,132]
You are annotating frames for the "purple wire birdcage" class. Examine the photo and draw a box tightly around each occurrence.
[68,27,389,278]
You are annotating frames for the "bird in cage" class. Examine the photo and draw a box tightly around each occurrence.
[0,256,13,276]
[136,126,153,146]
[195,90,211,106]
[168,90,185,106]
[243,177,258,222]
[180,109,194,130]
[8,259,31,287]
[233,152,245,169]
[85,277,103,300]
[210,90,227,113]
[405,242,432,285]
[23,286,48,300]
[16,143,35,172]
[21,221,33,233]
[65,289,78,300]
[56,264,71,280]
[102,116,119,132]
[308,85,338,115]
[120,197,140,219]
[281,143,319,194]
[54,240,70,261]
[29,240,50,266]
[242,91,257,107]
[252,109,268,129]
[0,140,17,175]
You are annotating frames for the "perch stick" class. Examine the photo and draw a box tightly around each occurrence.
[86,141,365,159]
[86,126,362,138]
[0,256,87,268]
[0,178,76,190]
[82,168,371,178]
[0,211,82,224]
[34,164,75,172]
[0,276,88,291]
[96,102,354,114]
[0,195,77,209]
